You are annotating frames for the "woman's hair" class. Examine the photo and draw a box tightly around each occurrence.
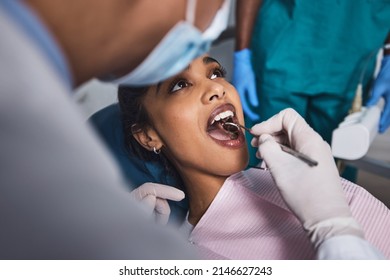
[117,85,182,184]
[118,85,154,161]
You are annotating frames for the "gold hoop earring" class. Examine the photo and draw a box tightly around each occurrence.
[153,147,161,155]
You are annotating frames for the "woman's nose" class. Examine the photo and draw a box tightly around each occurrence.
[201,80,225,103]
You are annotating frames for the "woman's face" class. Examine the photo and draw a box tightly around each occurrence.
[141,55,249,180]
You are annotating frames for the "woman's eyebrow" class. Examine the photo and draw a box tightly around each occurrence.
[156,81,163,94]
[156,57,218,94]
[155,64,192,94]
[203,56,221,66]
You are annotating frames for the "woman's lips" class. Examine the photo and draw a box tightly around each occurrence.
[208,129,246,148]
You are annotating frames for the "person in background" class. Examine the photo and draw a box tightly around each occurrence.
[233,0,390,181]
[0,0,228,259]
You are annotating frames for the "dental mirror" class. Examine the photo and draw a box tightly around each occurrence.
[223,122,318,167]
[222,121,240,140]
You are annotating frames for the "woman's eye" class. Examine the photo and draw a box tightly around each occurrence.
[210,72,219,80]
[170,80,189,93]
[210,68,226,80]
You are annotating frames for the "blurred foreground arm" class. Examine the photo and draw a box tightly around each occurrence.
[251,108,385,259]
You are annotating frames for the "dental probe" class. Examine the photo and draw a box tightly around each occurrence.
[223,122,318,167]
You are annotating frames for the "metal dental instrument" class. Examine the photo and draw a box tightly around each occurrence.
[223,122,318,167]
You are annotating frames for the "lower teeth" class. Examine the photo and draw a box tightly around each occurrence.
[229,132,239,140]
[220,120,239,140]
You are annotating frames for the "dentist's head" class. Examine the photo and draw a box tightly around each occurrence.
[25,0,229,86]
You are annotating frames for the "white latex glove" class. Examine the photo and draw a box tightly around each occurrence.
[130,183,185,225]
[251,108,364,247]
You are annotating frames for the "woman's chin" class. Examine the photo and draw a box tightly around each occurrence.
[221,156,249,176]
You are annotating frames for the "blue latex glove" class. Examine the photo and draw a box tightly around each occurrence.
[366,55,390,133]
[232,49,260,121]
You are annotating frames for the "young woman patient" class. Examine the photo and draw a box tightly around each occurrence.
[118,55,390,259]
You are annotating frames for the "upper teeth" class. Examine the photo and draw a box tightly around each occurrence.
[211,110,234,125]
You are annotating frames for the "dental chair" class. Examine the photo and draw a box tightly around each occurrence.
[88,103,188,225]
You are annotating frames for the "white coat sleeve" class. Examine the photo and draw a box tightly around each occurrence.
[0,10,197,259]
[317,235,386,260]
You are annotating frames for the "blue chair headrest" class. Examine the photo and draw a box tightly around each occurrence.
[88,103,188,224]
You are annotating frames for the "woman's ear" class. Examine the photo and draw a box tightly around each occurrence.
[132,126,163,152]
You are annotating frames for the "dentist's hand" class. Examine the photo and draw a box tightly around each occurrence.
[366,55,390,133]
[251,108,364,247]
[130,183,185,225]
[232,49,260,121]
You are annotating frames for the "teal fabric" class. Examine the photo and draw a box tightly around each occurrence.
[251,0,390,94]
[88,103,188,224]
[257,84,357,143]
[246,0,390,172]
[244,84,357,167]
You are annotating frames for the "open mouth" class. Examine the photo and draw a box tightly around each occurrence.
[206,104,244,143]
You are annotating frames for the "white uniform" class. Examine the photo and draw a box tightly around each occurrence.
[0,5,195,259]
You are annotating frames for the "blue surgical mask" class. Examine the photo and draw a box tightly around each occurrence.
[105,0,230,86]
